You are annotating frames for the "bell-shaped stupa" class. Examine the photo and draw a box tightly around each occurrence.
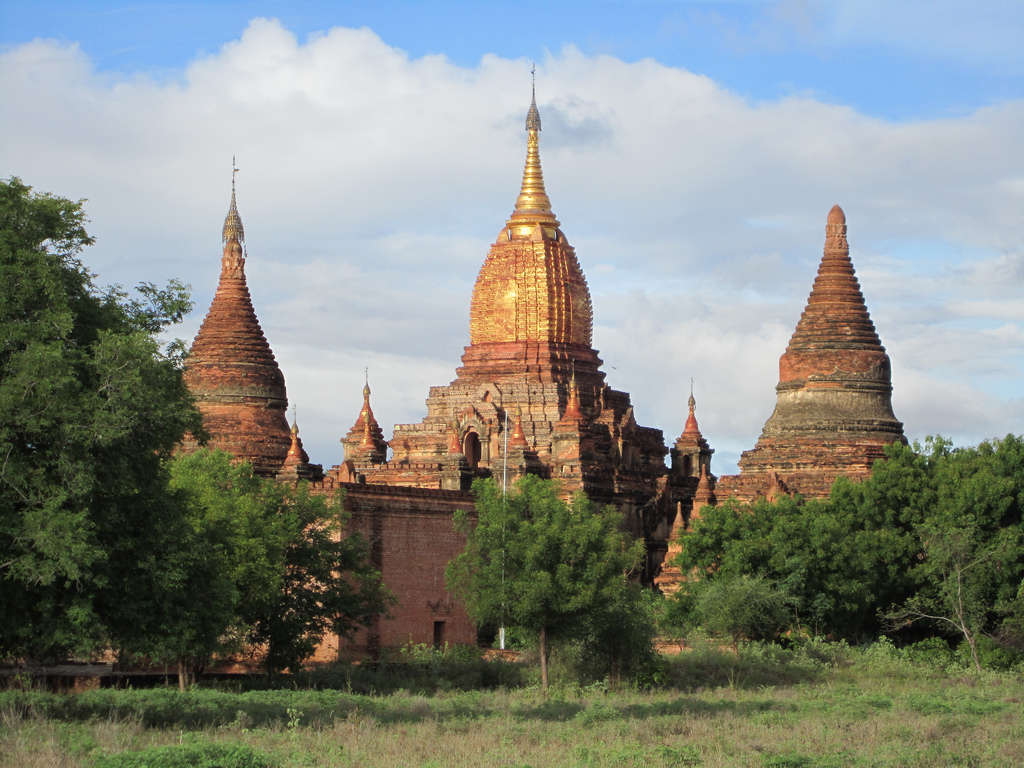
[183,163,292,475]
[468,83,593,350]
[718,205,904,500]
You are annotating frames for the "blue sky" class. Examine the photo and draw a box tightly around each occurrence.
[4,1,1022,119]
[2,2,1022,473]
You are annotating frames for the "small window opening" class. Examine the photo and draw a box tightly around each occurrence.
[433,620,446,650]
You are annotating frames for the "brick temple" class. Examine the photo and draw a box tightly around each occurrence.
[182,94,904,649]
[324,86,696,576]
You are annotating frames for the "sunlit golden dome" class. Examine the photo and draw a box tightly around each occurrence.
[468,83,593,347]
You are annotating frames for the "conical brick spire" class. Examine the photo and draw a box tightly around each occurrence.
[784,205,881,356]
[184,167,292,475]
[726,205,905,499]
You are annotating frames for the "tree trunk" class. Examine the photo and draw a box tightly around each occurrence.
[954,562,983,674]
[963,627,982,673]
[177,659,186,692]
[539,625,548,691]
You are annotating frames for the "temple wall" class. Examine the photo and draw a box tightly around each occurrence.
[314,482,478,658]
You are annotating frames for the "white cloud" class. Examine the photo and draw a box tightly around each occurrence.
[2,18,1022,473]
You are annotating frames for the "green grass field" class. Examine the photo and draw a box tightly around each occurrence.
[2,641,1022,768]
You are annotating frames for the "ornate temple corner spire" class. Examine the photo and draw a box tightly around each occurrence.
[671,382,714,480]
[183,162,293,476]
[341,375,388,464]
[278,407,322,482]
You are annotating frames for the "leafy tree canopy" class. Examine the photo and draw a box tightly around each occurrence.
[447,475,645,688]
[0,177,202,661]
[114,449,391,685]
[673,436,1024,659]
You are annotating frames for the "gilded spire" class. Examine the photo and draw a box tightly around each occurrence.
[222,156,245,244]
[510,71,556,228]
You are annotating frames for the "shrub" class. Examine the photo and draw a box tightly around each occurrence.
[899,637,955,669]
[92,741,276,768]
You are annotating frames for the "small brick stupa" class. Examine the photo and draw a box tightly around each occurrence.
[716,205,904,501]
[183,166,292,475]
[655,389,716,594]
[331,85,674,563]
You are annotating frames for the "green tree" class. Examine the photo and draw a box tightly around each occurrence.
[156,450,390,683]
[446,476,645,689]
[884,435,1024,671]
[687,575,794,650]
[0,177,203,661]
[674,442,935,641]
[674,436,1024,661]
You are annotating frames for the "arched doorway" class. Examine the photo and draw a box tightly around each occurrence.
[463,431,481,469]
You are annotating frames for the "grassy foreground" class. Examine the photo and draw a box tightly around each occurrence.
[2,642,1022,768]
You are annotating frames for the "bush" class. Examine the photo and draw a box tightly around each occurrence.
[958,634,1024,671]
[899,637,955,670]
[690,575,794,648]
[93,741,276,768]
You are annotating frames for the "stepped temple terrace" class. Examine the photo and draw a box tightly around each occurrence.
[182,91,905,654]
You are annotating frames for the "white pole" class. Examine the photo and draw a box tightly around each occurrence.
[499,408,509,650]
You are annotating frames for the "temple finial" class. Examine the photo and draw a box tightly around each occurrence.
[363,367,370,398]
[525,63,541,132]
[511,69,553,224]
[222,156,245,244]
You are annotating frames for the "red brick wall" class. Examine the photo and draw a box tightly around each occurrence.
[323,483,478,657]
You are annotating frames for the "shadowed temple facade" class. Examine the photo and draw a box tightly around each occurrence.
[182,91,904,650]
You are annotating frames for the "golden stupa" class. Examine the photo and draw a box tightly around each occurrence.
[468,82,593,347]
